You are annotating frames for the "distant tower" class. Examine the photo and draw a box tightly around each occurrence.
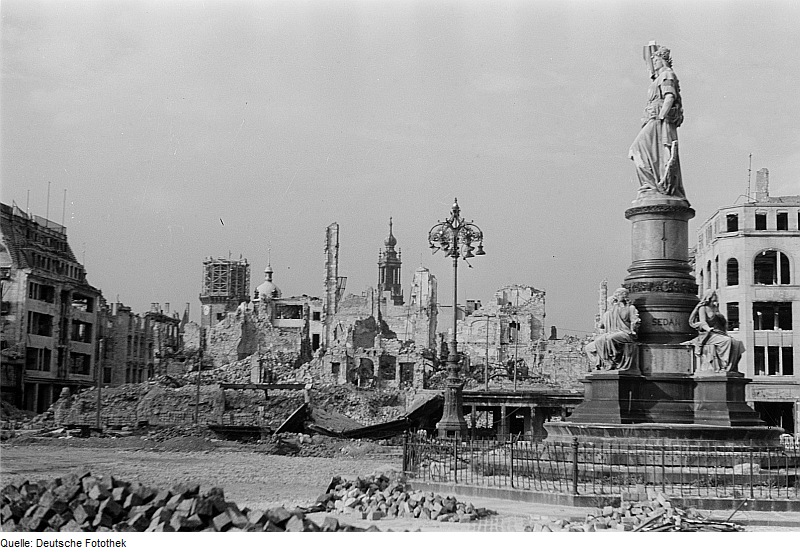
[199,257,250,327]
[378,217,403,305]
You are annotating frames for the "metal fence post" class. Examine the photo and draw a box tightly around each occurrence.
[749,441,754,499]
[453,437,458,485]
[572,437,579,495]
[510,438,515,488]
[402,431,409,473]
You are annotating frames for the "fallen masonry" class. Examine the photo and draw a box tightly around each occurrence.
[0,472,392,532]
[310,474,497,523]
[523,491,744,532]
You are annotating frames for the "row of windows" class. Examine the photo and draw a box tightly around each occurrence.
[23,347,92,375]
[28,282,55,302]
[753,346,794,376]
[29,252,83,280]
[26,283,96,312]
[700,249,792,289]
[700,210,800,248]
[726,302,792,331]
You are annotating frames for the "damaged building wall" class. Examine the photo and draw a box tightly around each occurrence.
[457,284,546,375]
[313,267,437,391]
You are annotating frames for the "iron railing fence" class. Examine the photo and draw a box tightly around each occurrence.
[402,434,800,501]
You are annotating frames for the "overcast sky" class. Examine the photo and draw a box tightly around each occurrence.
[2,0,799,334]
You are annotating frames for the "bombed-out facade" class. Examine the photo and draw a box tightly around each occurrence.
[0,203,102,412]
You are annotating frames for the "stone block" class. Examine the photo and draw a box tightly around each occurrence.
[212,512,232,532]
[59,520,83,532]
[266,506,292,526]
[111,487,128,503]
[87,485,110,501]
[246,509,267,526]
[321,516,340,532]
[284,514,305,532]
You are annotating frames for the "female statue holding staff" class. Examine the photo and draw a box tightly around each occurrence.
[629,44,686,199]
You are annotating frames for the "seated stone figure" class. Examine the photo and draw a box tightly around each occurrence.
[585,288,640,371]
[687,290,744,373]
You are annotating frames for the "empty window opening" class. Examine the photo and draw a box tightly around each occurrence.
[71,321,93,343]
[27,311,53,337]
[726,303,739,331]
[754,346,794,377]
[726,214,739,232]
[28,282,55,303]
[777,212,788,230]
[753,302,792,330]
[755,212,767,230]
[69,352,91,375]
[275,304,303,319]
[726,258,739,286]
[754,250,791,285]
[25,347,51,372]
[71,294,94,312]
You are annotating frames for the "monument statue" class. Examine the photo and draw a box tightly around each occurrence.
[687,290,745,373]
[629,43,686,199]
[585,287,640,371]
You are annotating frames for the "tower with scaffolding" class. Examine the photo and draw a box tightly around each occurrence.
[199,257,250,327]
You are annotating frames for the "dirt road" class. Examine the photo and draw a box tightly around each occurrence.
[0,442,397,512]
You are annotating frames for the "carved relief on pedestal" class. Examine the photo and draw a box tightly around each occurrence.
[624,280,698,294]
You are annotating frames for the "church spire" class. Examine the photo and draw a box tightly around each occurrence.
[378,217,403,306]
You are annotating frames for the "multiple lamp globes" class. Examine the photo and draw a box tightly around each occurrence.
[428,198,486,260]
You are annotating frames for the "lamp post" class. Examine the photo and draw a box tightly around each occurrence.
[428,198,485,438]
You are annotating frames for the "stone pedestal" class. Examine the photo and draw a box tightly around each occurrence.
[567,372,647,425]
[624,197,697,346]
[694,372,764,427]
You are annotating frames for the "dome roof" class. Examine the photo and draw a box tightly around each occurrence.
[256,264,281,300]
[257,280,281,300]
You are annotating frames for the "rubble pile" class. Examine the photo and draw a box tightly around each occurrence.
[524,493,744,532]
[0,472,385,532]
[310,385,405,425]
[314,475,497,523]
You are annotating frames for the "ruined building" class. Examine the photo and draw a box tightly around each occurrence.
[95,301,183,386]
[199,257,250,327]
[457,285,546,376]
[0,203,102,412]
[317,220,438,389]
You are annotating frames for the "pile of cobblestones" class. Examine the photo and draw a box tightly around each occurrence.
[524,493,743,532]
[1,472,385,532]
[315,474,496,523]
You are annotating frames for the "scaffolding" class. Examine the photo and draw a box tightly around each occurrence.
[200,257,250,301]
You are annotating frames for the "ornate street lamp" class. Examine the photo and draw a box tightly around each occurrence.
[428,198,485,438]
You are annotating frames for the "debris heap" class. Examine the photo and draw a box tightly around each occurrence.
[315,475,497,523]
[524,493,744,532]
[0,472,383,532]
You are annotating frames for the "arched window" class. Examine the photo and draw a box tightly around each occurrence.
[706,260,712,290]
[754,250,791,285]
[726,258,739,286]
[699,269,704,295]
[714,256,719,289]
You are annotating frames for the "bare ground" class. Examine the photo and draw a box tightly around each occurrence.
[2,438,797,532]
